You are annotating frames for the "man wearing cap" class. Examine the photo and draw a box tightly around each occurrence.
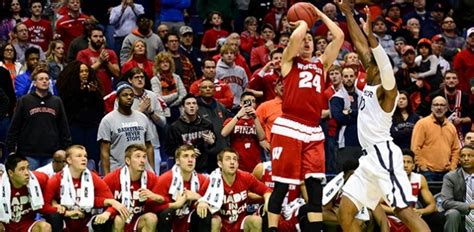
[120,14,165,65]
[97,81,155,175]
[395,45,430,111]
[179,26,203,77]
[453,27,474,95]
[431,34,451,76]
[250,24,275,71]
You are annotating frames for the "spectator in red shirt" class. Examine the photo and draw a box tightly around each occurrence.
[189,58,234,108]
[453,27,474,95]
[240,16,263,57]
[43,145,129,232]
[221,92,266,172]
[121,39,154,79]
[201,11,229,57]
[248,47,283,103]
[1,154,51,232]
[24,0,52,52]
[250,24,275,71]
[153,145,211,232]
[55,0,89,54]
[263,0,287,32]
[77,26,120,94]
[103,144,160,232]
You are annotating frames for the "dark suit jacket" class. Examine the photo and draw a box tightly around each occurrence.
[441,168,471,215]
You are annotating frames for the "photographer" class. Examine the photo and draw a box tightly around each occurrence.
[221,92,266,172]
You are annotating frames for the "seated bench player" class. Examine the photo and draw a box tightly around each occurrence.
[43,145,130,232]
[0,154,51,232]
[153,145,210,232]
[196,148,272,232]
[103,144,161,232]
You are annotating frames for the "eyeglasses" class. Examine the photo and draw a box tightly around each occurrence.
[4,48,14,52]
[432,103,446,107]
[132,75,145,80]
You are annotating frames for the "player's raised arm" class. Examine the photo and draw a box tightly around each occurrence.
[361,6,398,111]
[281,20,308,77]
[335,0,371,69]
[317,6,344,70]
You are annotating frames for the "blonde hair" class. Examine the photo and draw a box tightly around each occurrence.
[220,43,237,55]
[153,51,176,75]
[45,40,65,62]
[65,145,86,158]
[127,39,147,62]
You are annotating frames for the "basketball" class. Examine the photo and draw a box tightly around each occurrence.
[287,2,319,27]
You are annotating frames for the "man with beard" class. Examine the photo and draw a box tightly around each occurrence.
[77,26,119,94]
[166,94,217,173]
[417,71,472,144]
[98,82,155,175]
[329,66,362,172]
[67,17,98,62]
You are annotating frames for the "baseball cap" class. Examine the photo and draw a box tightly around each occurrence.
[417,38,432,47]
[179,26,193,36]
[432,2,444,12]
[394,36,407,44]
[387,2,401,11]
[431,34,446,43]
[467,27,474,39]
[401,45,416,55]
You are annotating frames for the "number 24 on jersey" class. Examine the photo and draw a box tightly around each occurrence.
[298,71,321,92]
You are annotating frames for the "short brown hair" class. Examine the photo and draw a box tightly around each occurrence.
[65,145,86,158]
[125,144,147,160]
[327,64,342,74]
[217,147,239,162]
[175,144,195,159]
[30,62,49,81]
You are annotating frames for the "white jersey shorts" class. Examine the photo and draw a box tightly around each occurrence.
[342,141,416,210]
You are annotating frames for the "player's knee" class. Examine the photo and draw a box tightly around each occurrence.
[305,178,323,213]
[268,182,289,214]
[113,216,125,228]
[143,212,158,225]
[247,215,262,229]
[36,221,52,232]
[211,215,222,230]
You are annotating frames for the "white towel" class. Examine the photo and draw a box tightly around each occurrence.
[60,166,94,212]
[197,168,224,214]
[0,171,44,223]
[282,198,305,220]
[120,166,147,223]
[168,165,200,201]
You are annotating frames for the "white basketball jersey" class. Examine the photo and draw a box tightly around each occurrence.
[357,85,398,149]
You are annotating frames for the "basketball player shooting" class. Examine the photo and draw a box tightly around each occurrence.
[334,2,431,231]
[267,3,344,232]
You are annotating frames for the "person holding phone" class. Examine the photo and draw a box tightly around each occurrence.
[221,92,266,172]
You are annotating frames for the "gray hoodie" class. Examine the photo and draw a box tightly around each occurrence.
[215,59,248,108]
[120,29,165,65]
